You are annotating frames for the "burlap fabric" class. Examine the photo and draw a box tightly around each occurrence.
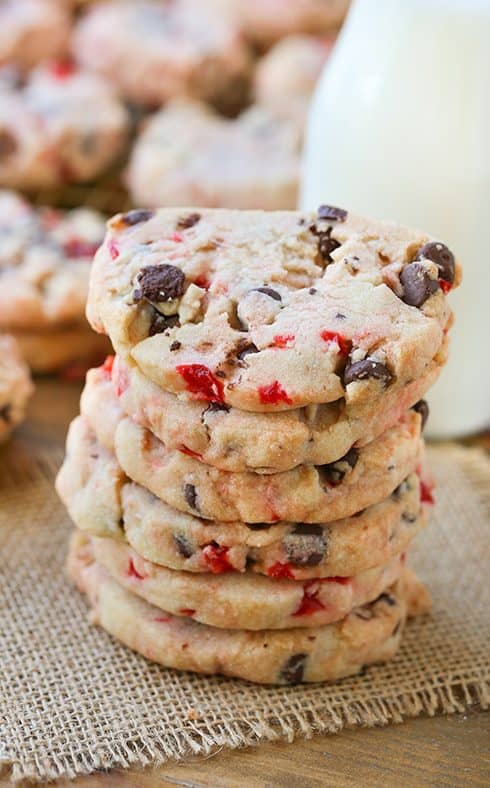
[1,436,489,784]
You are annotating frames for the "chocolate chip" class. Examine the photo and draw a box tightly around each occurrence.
[134,264,185,303]
[0,129,17,159]
[174,533,193,558]
[400,263,439,307]
[318,448,359,485]
[284,524,327,567]
[391,479,409,501]
[402,512,418,523]
[149,311,179,336]
[246,523,271,531]
[120,209,154,227]
[204,402,230,414]
[414,241,455,284]
[236,341,259,361]
[170,340,181,351]
[336,313,346,320]
[343,358,393,387]
[183,483,199,511]
[177,212,201,230]
[412,399,429,429]
[252,287,282,301]
[317,205,348,222]
[318,228,341,263]
[279,653,307,684]
[0,404,12,423]
[374,592,396,607]
[309,288,317,295]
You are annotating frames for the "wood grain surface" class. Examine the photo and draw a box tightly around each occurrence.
[4,379,489,787]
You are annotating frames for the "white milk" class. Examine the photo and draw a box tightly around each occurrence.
[301,0,490,437]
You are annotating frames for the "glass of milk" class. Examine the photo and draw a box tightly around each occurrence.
[301,0,490,437]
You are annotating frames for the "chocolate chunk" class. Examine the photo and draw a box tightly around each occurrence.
[0,403,12,423]
[183,483,199,511]
[246,523,271,531]
[412,399,429,429]
[177,212,201,230]
[400,262,439,307]
[317,205,348,222]
[120,209,154,227]
[414,241,455,284]
[0,129,17,159]
[374,592,396,606]
[236,341,259,361]
[318,448,359,485]
[252,286,282,301]
[335,312,346,320]
[170,340,181,351]
[318,228,341,263]
[343,358,394,387]
[279,653,307,684]
[149,311,179,336]
[134,264,185,303]
[174,533,193,558]
[284,524,328,567]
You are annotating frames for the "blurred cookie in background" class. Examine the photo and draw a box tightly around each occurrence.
[209,0,349,48]
[0,189,110,374]
[72,0,252,114]
[254,35,335,125]
[0,0,71,71]
[0,61,129,191]
[127,99,300,209]
[0,334,33,442]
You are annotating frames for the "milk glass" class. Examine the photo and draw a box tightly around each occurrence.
[301,0,490,437]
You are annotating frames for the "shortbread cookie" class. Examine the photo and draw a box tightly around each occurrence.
[73,0,251,111]
[209,0,349,47]
[0,62,128,190]
[0,190,105,330]
[127,101,300,210]
[0,0,70,71]
[91,534,404,630]
[13,325,111,374]
[0,334,33,442]
[77,372,423,521]
[56,413,430,579]
[254,35,334,124]
[110,353,439,472]
[87,206,460,413]
[69,531,414,684]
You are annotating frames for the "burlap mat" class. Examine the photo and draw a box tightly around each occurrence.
[1,437,489,784]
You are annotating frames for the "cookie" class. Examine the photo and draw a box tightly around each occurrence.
[254,35,334,124]
[0,62,128,190]
[87,206,459,413]
[57,409,430,578]
[69,530,416,684]
[110,352,440,472]
[91,532,404,630]
[210,0,349,47]
[12,325,111,375]
[73,0,251,111]
[126,100,300,210]
[76,366,424,521]
[0,190,105,330]
[0,0,70,71]
[0,334,33,442]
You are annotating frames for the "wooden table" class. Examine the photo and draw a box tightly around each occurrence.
[6,381,490,788]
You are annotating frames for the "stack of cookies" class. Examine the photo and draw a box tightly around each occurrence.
[57,205,459,684]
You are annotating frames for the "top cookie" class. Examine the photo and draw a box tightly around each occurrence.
[72,0,251,111]
[0,190,105,330]
[87,206,460,413]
